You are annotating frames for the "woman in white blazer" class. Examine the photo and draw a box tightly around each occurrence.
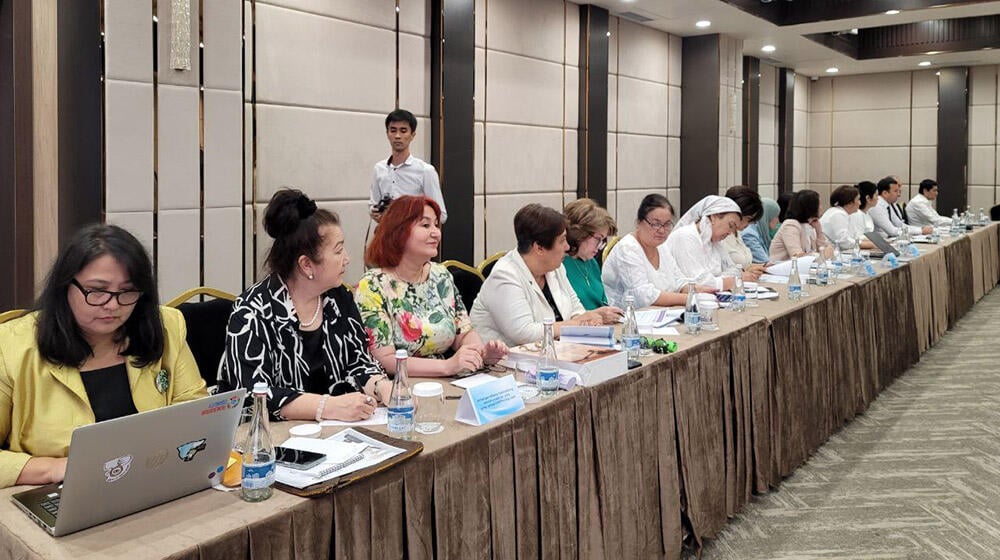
[470,204,621,347]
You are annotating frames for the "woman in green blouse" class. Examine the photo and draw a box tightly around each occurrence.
[562,198,619,311]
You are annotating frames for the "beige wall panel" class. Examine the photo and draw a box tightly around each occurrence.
[667,187,680,212]
[809,77,832,112]
[614,189,655,231]
[258,0,395,30]
[911,70,939,108]
[205,89,244,208]
[759,143,776,186]
[759,103,776,146]
[564,3,579,67]
[256,105,385,201]
[157,0,200,87]
[758,184,776,200]
[616,134,667,189]
[831,147,909,185]
[157,85,200,211]
[760,64,777,106]
[486,52,564,127]
[106,212,154,258]
[475,47,486,122]
[204,207,245,295]
[157,209,201,301]
[910,146,936,186]
[104,0,153,83]
[831,109,910,147]
[793,147,807,184]
[667,137,680,188]
[484,123,563,193]
[106,80,154,213]
[203,0,243,91]
[793,75,808,112]
[605,190,617,225]
[255,5,394,111]
[244,1,253,102]
[244,204,260,282]
[484,192,565,255]
[667,85,681,137]
[316,200,370,286]
[475,0,485,48]
[668,35,681,87]
[969,145,996,186]
[831,72,911,111]
[616,20,669,84]
[969,65,997,106]
[608,76,618,132]
[399,35,431,117]
[486,0,565,63]
[969,105,996,146]
[617,77,667,136]
[244,102,253,204]
[565,66,579,129]
[810,184,831,210]
[911,107,938,147]
[608,18,618,76]
[398,0,431,36]
[808,112,831,148]
[968,185,996,211]
[474,122,485,194]
[607,133,617,188]
[807,147,830,184]
[564,130,578,194]
[474,195,485,264]
[793,109,808,148]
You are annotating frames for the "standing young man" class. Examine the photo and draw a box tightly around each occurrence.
[369,109,447,223]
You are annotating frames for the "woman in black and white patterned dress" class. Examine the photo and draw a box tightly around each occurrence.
[218,189,391,422]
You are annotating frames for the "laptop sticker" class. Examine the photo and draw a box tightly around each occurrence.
[177,439,207,462]
[155,369,170,394]
[104,455,133,483]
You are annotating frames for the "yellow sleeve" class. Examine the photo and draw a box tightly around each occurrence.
[161,307,209,404]
[0,328,32,488]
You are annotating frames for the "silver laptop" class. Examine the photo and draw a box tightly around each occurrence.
[864,231,900,258]
[11,389,245,536]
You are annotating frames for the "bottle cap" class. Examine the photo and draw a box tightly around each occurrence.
[624,294,635,303]
[699,300,719,310]
[413,382,444,398]
[395,349,408,360]
[542,316,555,325]
[289,424,322,438]
[252,382,269,395]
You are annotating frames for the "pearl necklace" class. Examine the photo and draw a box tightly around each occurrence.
[290,291,322,328]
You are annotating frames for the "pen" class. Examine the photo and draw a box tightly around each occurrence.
[445,395,462,400]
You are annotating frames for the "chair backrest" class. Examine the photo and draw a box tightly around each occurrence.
[991,204,1000,222]
[601,235,621,266]
[442,260,484,312]
[478,251,506,279]
[168,288,237,390]
[0,309,28,325]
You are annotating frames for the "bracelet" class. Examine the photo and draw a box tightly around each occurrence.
[366,375,387,404]
[315,394,330,422]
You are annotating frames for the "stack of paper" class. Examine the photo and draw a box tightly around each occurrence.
[276,428,405,489]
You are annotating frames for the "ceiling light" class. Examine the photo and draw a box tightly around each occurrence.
[826,67,839,73]
[925,51,940,55]
[762,45,776,53]
[885,9,900,15]
[695,20,711,28]
[918,61,932,67]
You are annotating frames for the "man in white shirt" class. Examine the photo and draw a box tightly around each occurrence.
[369,109,448,223]
[869,176,932,238]
[906,179,953,228]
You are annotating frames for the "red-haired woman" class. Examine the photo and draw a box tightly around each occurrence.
[355,196,507,376]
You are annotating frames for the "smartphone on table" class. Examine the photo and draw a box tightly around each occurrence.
[274,446,326,470]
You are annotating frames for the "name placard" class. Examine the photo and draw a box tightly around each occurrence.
[455,374,525,426]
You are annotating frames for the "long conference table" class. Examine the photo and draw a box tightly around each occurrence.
[1,223,998,560]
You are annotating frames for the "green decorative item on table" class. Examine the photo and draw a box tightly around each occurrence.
[640,337,678,354]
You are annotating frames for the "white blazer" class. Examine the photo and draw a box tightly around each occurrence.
[469,250,585,347]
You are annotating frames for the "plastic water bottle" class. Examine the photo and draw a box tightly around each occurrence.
[622,295,640,362]
[815,251,829,286]
[980,208,987,226]
[537,318,559,398]
[731,270,746,312]
[788,258,803,301]
[387,349,415,440]
[684,280,701,334]
[950,209,960,236]
[241,382,275,502]
[829,245,842,284]
[850,237,864,276]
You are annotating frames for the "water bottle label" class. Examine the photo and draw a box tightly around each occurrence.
[242,461,275,490]
[734,294,746,304]
[537,367,559,389]
[388,406,415,432]
[685,313,700,326]
[623,335,640,352]
[864,262,876,276]
[789,285,802,295]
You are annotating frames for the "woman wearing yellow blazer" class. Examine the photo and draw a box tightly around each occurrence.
[0,225,207,489]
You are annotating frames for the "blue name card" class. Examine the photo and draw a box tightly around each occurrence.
[455,374,525,426]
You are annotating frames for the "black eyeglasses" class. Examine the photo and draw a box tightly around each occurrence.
[71,279,143,306]
[590,233,608,250]
[643,218,674,232]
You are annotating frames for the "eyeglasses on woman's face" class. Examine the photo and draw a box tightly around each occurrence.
[588,232,608,251]
[643,217,674,233]
[71,279,142,306]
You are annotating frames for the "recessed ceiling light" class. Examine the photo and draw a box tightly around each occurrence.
[918,61,932,67]
[762,45,776,53]
[826,67,839,73]
[936,71,941,76]
[695,20,711,28]
[885,9,900,15]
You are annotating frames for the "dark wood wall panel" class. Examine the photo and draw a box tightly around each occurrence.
[777,68,795,194]
[680,34,721,212]
[577,4,608,207]
[937,67,969,213]
[742,56,760,191]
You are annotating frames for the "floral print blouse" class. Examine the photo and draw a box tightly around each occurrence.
[355,263,473,358]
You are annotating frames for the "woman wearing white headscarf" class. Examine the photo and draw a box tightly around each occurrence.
[665,195,755,290]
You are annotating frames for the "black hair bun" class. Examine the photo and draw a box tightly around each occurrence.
[263,188,315,239]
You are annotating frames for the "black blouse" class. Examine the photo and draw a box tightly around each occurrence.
[218,274,384,419]
[80,363,139,423]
